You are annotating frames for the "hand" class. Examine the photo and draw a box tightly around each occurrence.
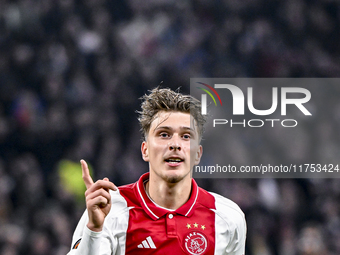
[81,159,117,232]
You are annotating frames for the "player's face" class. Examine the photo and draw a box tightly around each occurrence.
[141,111,202,184]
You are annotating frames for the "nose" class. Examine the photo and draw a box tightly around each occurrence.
[168,143,181,151]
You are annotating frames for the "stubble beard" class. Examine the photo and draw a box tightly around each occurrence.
[164,175,182,183]
[162,169,191,184]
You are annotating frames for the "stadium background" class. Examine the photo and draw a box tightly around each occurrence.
[0,0,340,254]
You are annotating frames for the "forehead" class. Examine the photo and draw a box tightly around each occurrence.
[149,111,197,132]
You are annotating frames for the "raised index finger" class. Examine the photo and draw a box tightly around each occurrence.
[81,159,94,189]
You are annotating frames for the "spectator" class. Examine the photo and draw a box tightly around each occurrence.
[0,0,339,254]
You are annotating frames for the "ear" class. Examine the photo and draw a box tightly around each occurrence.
[194,145,203,165]
[141,141,149,162]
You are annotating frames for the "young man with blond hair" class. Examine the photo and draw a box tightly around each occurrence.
[68,87,246,255]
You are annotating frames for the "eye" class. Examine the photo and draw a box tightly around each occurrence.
[183,134,191,139]
[160,132,170,138]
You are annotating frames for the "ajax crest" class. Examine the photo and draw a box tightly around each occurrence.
[184,232,207,255]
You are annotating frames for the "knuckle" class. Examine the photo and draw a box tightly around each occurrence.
[94,180,103,187]
[85,190,90,197]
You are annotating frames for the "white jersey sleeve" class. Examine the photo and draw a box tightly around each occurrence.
[210,192,247,255]
[67,189,130,255]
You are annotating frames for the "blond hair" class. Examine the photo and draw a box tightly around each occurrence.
[137,87,206,141]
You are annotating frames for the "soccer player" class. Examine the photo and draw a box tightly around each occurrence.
[67,87,246,254]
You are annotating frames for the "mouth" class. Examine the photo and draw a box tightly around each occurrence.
[165,157,184,166]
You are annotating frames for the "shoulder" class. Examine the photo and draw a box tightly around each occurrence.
[208,192,247,253]
[209,192,246,232]
[103,184,136,232]
[106,182,137,218]
[196,187,245,227]
[209,192,244,218]
[196,187,244,219]
[110,182,137,204]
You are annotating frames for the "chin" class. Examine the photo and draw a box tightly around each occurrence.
[165,175,182,183]
[163,171,189,184]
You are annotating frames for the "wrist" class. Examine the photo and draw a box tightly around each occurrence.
[87,222,103,232]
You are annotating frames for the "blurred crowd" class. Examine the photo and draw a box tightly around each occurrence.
[0,0,340,254]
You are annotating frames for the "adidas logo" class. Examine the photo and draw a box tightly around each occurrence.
[137,236,156,249]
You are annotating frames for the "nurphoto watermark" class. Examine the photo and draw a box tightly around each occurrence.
[191,78,340,178]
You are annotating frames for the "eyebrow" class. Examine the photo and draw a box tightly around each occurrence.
[153,126,195,132]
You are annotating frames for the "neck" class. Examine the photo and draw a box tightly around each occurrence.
[146,175,192,210]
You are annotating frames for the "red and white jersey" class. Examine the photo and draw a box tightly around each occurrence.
[68,173,246,255]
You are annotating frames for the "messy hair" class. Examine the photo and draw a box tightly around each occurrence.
[137,87,206,141]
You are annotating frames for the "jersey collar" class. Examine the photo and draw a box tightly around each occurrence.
[135,173,199,220]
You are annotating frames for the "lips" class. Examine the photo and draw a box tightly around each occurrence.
[165,158,183,163]
[165,157,184,166]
